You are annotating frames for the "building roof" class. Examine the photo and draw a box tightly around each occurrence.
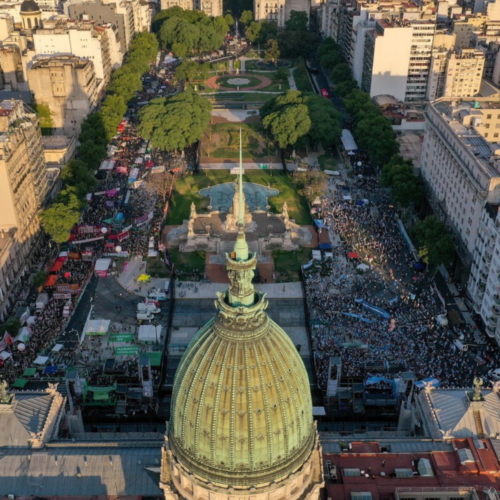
[0,446,163,496]
[20,0,40,12]
[0,392,54,447]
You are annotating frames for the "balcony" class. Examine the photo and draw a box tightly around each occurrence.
[493,304,500,316]
[488,315,498,326]
[487,324,496,337]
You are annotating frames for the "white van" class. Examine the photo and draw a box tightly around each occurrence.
[164,279,170,294]
[137,303,160,314]
[137,311,154,321]
[453,339,468,352]
[488,368,500,381]
[149,290,167,301]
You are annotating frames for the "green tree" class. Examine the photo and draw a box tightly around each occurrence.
[262,103,311,149]
[240,10,253,27]
[40,190,84,245]
[265,39,280,66]
[335,79,358,98]
[245,21,261,42]
[32,103,54,135]
[320,49,342,70]
[274,67,289,83]
[61,159,97,196]
[331,63,352,84]
[0,318,21,336]
[245,20,277,44]
[318,38,340,58]
[285,10,308,31]
[175,60,209,82]
[413,216,455,268]
[138,91,212,151]
[278,30,319,58]
[293,170,328,203]
[225,13,235,26]
[33,271,47,288]
[172,42,187,58]
[261,90,341,148]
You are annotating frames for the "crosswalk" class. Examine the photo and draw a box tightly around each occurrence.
[396,308,430,326]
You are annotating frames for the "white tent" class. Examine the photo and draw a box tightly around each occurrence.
[312,250,322,261]
[0,351,11,361]
[341,129,358,152]
[15,326,31,343]
[138,324,162,343]
[95,258,112,273]
[357,263,370,271]
[99,159,115,171]
[83,319,110,338]
[51,343,64,352]
[27,316,37,326]
[34,355,49,365]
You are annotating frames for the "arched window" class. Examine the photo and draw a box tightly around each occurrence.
[34,17,38,27]
[27,17,31,29]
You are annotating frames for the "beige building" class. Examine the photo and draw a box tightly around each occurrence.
[28,55,98,136]
[254,0,311,28]
[452,15,487,48]
[427,48,485,100]
[33,18,113,89]
[0,44,28,91]
[0,100,48,318]
[159,0,222,16]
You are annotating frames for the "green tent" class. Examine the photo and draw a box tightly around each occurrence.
[13,378,28,388]
[22,368,37,377]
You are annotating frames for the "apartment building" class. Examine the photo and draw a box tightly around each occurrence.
[33,18,113,87]
[427,47,485,100]
[361,18,435,102]
[318,0,340,39]
[452,15,487,48]
[28,55,98,136]
[0,100,48,319]
[160,0,222,16]
[254,0,311,28]
[420,99,500,281]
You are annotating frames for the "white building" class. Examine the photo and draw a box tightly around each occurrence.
[33,17,113,87]
[254,0,311,28]
[361,18,435,102]
[427,48,485,100]
[420,99,500,281]
[159,0,222,16]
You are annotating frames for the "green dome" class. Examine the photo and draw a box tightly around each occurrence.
[169,260,314,488]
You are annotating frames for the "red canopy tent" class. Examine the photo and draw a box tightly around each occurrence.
[44,275,58,287]
[50,260,65,274]
[348,252,359,259]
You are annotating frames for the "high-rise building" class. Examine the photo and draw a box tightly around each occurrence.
[254,0,311,28]
[0,100,48,317]
[33,18,113,88]
[28,55,98,136]
[160,0,223,16]
[427,48,485,100]
[420,98,500,282]
[161,152,324,500]
[361,18,435,102]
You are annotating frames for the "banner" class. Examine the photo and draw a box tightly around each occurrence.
[56,284,81,294]
[115,166,128,174]
[0,332,11,352]
[115,345,140,355]
[81,251,94,261]
[53,293,72,300]
[72,236,104,245]
[106,188,118,197]
[136,211,154,227]
[109,333,135,343]
[117,229,130,242]
[151,166,165,174]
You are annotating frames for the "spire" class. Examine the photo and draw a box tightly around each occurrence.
[233,128,249,261]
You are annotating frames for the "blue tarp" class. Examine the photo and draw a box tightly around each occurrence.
[319,243,333,250]
[313,219,325,228]
[341,312,375,324]
[44,365,57,374]
[361,300,391,319]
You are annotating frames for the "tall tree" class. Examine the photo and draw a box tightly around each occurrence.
[265,39,280,66]
[60,159,97,196]
[240,10,253,27]
[284,10,308,31]
[138,92,212,151]
[413,216,455,268]
[293,170,328,203]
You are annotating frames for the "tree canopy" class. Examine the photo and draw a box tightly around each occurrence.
[285,10,308,31]
[240,10,253,26]
[260,90,341,148]
[60,159,97,197]
[293,170,328,203]
[265,39,280,66]
[245,20,277,44]
[156,8,229,54]
[138,91,212,151]
[40,188,85,245]
[175,60,209,82]
[413,216,455,268]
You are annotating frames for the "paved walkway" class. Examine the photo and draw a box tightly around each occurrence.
[206,72,272,90]
[174,281,303,299]
[288,67,297,90]
[117,257,166,297]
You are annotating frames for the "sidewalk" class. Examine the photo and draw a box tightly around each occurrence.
[117,257,166,297]
[175,281,303,299]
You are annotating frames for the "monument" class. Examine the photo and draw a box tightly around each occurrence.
[166,130,312,258]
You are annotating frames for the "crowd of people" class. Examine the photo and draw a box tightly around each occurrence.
[306,172,500,394]
[0,54,187,389]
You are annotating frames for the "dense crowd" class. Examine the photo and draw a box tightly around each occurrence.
[306,173,500,392]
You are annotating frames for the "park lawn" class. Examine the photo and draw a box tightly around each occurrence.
[318,154,337,171]
[146,256,170,278]
[206,92,279,103]
[167,170,311,226]
[168,248,206,277]
[273,248,312,282]
[215,76,263,88]
[244,50,265,60]
[201,122,273,160]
